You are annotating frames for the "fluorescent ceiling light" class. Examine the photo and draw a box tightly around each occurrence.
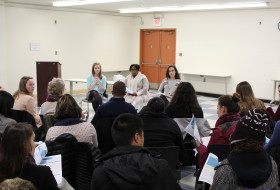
[53,0,132,7]
[120,2,268,13]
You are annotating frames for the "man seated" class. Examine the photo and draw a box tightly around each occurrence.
[91,113,182,190]
[91,81,137,126]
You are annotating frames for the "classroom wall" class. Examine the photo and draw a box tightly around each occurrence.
[2,4,280,100]
[0,1,7,88]
[3,5,138,94]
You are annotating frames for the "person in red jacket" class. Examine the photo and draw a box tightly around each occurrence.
[196,93,241,170]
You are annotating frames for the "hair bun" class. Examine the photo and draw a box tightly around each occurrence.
[232,93,240,103]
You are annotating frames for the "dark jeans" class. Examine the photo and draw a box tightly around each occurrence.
[87,90,102,112]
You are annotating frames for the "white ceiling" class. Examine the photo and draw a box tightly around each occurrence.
[4,0,280,14]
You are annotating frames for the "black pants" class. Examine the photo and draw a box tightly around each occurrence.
[87,90,102,112]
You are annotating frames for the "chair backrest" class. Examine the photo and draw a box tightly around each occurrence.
[95,117,116,154]
[46,133,102,190]
[147,146,181,180]
[208,144,231,162]
[36,114,56,141]
[11,109,37,129]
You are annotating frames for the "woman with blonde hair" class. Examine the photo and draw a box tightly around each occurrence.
[86,62,107,112]
[236,81,265,116]
[41,78,65,115]
[13,76,41,127]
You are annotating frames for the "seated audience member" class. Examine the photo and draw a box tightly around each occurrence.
[267,84,280,122]
[0,91,16,134]
[0,123,58,190]
[91,81,137,126]
[46,94,98,146]
[0,177,37,190]
[87,62,107,112]
[91,113,182,190]
[265,120,280,152]
[236,81,266,116]
[13,76,41,127]
[125,64,149,111]
[212,109,279,190]
[166,82,203,118]
[158,65,181,104]
[196,93,241,170]
[41,78,65,115]
[139,97,184,162]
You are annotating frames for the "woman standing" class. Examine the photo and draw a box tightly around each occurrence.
[125,64,149,111]
[158,65,181,104]
[87,62,107,112]
[0,123,58,190]
[13,76,41,127]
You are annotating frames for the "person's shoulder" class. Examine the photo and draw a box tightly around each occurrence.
[24,163,53,175]
[102,75,107,79]
[215,159,231,171]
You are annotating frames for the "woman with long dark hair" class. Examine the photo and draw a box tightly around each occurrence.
[166,82,203,118]
[0,123,58,190]
[158,65,181,104]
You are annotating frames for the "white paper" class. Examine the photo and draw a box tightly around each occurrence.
[198,153,219,185]
[40,154,62,185]
[126,87,133,94]
[34,142,48,165]
[201,136,211,147]
[185,115,201,142]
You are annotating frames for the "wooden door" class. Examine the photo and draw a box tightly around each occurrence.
[140,29,176,87]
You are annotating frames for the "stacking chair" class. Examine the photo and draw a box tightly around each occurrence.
[10,109,37,130]
[46,133,102,190]
[147,146,181,180]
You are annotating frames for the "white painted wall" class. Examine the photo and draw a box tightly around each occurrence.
[137,9,280,99]
[4,6,138,94]
[0,1,7,88]
[2,6,280,100]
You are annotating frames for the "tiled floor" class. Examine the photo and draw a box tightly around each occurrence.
[72,92,278,190]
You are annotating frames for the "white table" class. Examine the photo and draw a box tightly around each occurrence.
[272,79,280,103]
[180,72,231,94]
[64,78,114,95]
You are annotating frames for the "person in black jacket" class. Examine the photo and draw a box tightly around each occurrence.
[0,123,58,190]
[139,97,184,163]
[91,113,182,190]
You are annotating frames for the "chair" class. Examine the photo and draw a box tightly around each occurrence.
[46,133,102,190]
[208,144,231,162]
[10,110,37,130]
[94,117,116,154]
[36,114,56,141]
[147,146,181,180]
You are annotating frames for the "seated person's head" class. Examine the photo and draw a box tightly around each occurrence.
[0,91,14,118]
[54,94,82,121]
[236,81,255,101]
[0,178,37,190]
[112,113,144,147]
[171,82,196,104]
[0,123,35,182]
[147,97,165,113]
[112,81,126,97]
[217,93,240,118]
[47,78,65,97]
[230,109,269,152]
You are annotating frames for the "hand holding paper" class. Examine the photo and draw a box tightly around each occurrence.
[185,114,201,143]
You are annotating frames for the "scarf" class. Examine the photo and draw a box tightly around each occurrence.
[125,72,143,103]
[46,94,60,102]
[54,118,85,126]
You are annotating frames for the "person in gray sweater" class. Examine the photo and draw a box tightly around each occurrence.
[0,91,16,134]
[212,109,279,190]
